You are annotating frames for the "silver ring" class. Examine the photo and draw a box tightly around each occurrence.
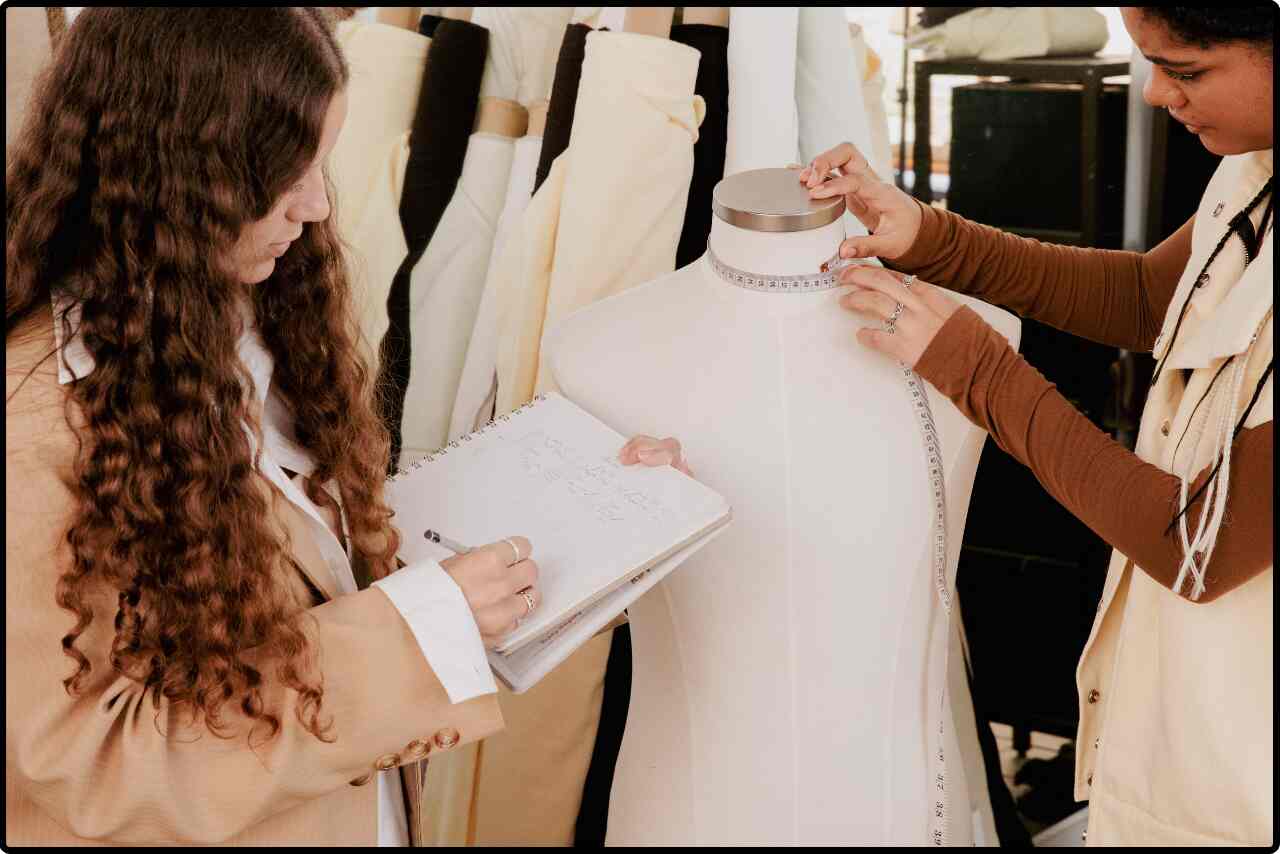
[901,274,916,289]
[887,301,905,325]
[521,589,536,616]
[503,537,521,565]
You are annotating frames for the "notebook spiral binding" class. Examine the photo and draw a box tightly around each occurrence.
[387,395,550,482]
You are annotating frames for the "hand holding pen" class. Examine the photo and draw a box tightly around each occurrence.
[428,530,541,649]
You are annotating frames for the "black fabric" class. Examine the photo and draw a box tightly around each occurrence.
[964,649,1035,846]
[670,24,729,269]
[376,18,488,471]
[573,622,632,846]
[533,23,593,196]
[920,7,980,28]
[417,12,443,38]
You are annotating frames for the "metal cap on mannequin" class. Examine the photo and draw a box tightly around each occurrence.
[712,167,846,233]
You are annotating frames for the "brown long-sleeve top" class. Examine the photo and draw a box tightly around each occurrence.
[889,203,1273,603]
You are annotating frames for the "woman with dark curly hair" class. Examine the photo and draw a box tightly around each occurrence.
[4,8,685,845]
[801,5,1273,846]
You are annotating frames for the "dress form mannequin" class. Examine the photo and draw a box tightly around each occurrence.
[546,169,1020,844]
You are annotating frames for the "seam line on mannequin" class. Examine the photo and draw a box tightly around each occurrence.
[775,319,801,840]
[658,577,698,843]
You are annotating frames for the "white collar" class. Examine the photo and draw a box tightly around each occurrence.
[52,294,274,411]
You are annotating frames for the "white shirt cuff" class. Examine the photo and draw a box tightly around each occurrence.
[373,560,498,703]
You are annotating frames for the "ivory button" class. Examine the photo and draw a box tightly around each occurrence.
[1160,420,1171,437]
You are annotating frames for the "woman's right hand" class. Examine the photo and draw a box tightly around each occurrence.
[797,142,923,262]
[439,536,540,649]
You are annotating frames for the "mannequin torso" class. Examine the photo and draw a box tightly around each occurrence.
[547,172,1020,843]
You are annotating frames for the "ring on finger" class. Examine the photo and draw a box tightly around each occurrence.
[503,537,521,566]
[901,274,916,290]
[519,589,537,622]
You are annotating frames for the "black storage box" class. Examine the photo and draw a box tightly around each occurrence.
[948,81,1129,248]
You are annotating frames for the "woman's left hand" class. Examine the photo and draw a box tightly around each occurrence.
[619,435,694,478]
[838,265,964,368]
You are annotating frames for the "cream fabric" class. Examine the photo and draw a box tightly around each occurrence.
[724,7,800,176]
[5,6,52,154]
[1077,150,1273,846]
[344,133,412,372]
[494,31,705,414]
[329,21,430,372]
[449,131,544,441]
[909,7,1109,62]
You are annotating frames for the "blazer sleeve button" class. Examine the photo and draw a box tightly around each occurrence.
[374,753,401,771]
[349,772,374,787]
[433,728,461,750]
[403,738,431,760]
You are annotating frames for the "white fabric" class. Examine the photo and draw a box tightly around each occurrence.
[909,7,1110,62]
[493,31,705,414]
[848,23,894,184]
[546,227,1019,843]
[474,7,575,107]
[796,7,878,241]
[50,296,495,847]
[724,8,800,176]
[399,133,514,461]
[449,131,543,441]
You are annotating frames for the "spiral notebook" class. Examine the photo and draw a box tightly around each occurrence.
[385,393,732,690]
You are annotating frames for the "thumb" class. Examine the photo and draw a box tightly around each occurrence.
[839,234,898,261]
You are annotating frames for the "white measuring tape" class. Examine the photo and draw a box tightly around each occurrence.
[707,248,959,844]
[902,360,955,847]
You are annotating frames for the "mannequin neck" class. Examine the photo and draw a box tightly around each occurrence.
[707,215,845,277]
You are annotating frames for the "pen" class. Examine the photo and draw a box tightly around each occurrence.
[424,529,473,555]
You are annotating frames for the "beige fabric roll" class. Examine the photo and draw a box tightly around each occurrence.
[328,21,430,374]
[494,31,705,413]
[527,100,549,138]
[5,6,53,154]
[330,21,430,238]
[473,96,528,138]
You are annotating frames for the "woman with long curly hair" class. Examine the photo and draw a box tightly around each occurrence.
[5,8,687,845]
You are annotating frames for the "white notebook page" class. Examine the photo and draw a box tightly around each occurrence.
[386,393,731,653]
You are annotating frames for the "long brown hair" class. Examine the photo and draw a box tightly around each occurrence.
[5,8,400,743]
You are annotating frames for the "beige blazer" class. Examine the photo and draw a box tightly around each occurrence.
[4,316,503,845]
[1075,150,1273,845]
